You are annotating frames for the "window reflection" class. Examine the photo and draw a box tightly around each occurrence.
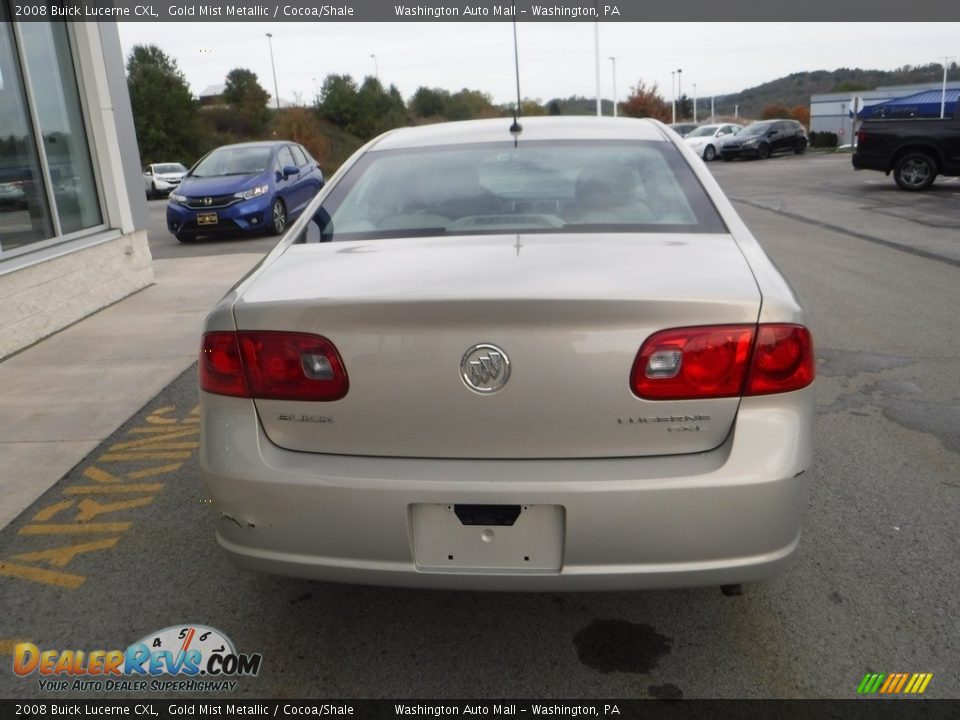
[0,13,54,251]
[19,22,102,235]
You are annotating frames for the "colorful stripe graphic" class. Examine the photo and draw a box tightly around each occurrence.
[858,673,933,695]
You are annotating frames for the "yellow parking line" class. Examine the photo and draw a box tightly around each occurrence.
[83,467,125,484]
[98,451,193,461]
[13,538,121,568]
[32,500,76,522]
[74,497,153,522]
[107,432,199,451]
[19,522,131,535]
[0,561,85,589]
[64,483,164,495]
[128,463,182,478]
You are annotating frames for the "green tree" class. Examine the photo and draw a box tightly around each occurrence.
[410,87,450,119]
[317,74,361,128]
[831,81,868,92]
[223,68,271,136]
[446,88,496,120]
[126,45,202,165]
[351,78,407,140]
[519,99,547,117]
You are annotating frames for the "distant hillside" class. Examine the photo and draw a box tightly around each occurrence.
[544,96,616,116]
[542,65,959,121]
[712,63,958,119]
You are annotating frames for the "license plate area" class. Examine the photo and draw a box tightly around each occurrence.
[196,212,218,225]
[412,503,564,572]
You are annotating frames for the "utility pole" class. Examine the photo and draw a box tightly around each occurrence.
[609,57,617,117]
[693,83,697,123]
[941,56,955,119]
[265,33,280,111]
[677,68,683,119]
[671,71,676,123]
[594,22,601,117]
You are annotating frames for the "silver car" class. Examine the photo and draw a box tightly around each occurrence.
[200,117,814,591]
[684,123,743,161]
[143,162,188,199]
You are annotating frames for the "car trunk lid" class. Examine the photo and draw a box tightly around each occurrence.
[233,233,761,459]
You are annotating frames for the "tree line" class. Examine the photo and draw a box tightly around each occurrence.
[127,44,764,174]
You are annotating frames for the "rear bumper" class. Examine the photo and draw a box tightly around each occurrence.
[200,390,812,591]
[720,147,759,159]
[851,153,888,172]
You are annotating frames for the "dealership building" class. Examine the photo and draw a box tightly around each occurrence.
[0,14,149,360]
[810,80,960,141]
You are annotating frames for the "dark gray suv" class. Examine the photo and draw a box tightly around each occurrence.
[720,119,807,160]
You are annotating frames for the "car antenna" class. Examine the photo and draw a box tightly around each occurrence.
[509,1,523,147]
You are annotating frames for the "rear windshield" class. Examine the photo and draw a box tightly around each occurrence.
[311,140,726,241]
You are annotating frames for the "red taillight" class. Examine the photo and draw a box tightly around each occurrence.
[631,324,813,400]
[632,325,755,400]
[200,331,348,401]
[200,332,248,397]
[744,324,814,396]
[856,130,867,144]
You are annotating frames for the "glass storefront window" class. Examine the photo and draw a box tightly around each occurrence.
[0,11,54,251]
[0,10,103,256]
[19,21,102,235]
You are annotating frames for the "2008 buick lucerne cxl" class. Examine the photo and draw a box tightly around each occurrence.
[199,117,814,592]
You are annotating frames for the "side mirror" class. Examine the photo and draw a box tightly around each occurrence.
[767,130,778,137]
[144,169,152,176]
[282,165,300,179]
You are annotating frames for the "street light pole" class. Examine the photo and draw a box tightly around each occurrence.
[693,82,697,123]
[371,54,379,82]
[265,33,280,111]
[677,68,683,119]
[941,56,955,119]
[594,22,601,117]
[671,71,676,123]
[608,56,617,118]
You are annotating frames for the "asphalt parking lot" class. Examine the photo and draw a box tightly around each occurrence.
[1,153,957,699]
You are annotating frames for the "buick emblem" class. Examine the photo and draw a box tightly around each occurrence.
[202,197,213,206]
[461,344,510,394]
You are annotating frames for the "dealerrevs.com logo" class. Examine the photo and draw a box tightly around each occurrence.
[13,625,262,692]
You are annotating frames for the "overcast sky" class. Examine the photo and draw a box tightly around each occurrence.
[116,22,959,107]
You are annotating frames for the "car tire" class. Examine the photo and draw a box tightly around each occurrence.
[795,139,807,155]
[269,199,287,235]
[147,183,157,200]
[703,145,716,162]
[893,152,937,191]
[175,233,195,243]
[757,143,771,160]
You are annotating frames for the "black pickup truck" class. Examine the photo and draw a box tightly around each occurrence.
[852,105,960,190]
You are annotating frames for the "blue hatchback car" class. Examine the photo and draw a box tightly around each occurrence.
[167,141,324,242]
